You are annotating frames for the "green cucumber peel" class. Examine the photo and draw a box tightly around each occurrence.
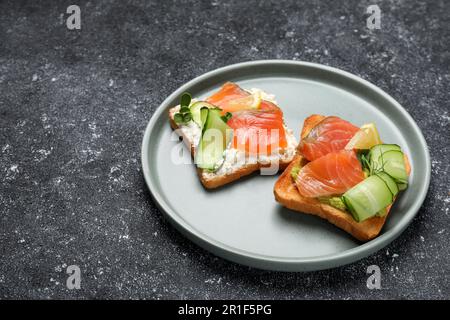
[342,175,394,223]
[190,101,218,127]
[195,108,232,170]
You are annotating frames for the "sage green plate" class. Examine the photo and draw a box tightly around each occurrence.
[141,60,430,271]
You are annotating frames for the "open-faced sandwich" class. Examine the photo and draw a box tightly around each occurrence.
[169,82,297,188]
[274,115,411,241]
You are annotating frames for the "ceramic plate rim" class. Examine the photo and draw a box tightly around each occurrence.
[141,60,431,271]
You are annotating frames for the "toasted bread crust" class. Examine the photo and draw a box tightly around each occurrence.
[169,107,292,189]
[274,154,389,241]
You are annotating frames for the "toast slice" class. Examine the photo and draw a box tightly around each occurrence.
[274,114,410,242]
[274,154,389,241]
[168,89,297,189]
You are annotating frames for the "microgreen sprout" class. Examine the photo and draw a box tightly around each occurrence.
[221,112,232,123]
[174,92,193,125]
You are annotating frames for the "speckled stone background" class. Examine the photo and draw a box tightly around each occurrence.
[0,0,449,299]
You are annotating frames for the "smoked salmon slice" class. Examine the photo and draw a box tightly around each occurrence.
[295,150,365,198]
[227,109,287,154]
[207,82,287,154]
[206,82,249,112]
[206,82,279,114]
[299,116,359,162]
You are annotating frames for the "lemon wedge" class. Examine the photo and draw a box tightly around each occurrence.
[345,123,382,150]
[226,91,262,112]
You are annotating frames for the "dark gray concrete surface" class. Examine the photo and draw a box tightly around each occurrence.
[0,0,449,299]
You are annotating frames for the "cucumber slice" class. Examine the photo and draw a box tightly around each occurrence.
[397,183,408,191]
[369,144,401,172]
[190,101,216,127]
[200,107,209,128]
[369,144,401,160]
[195,108,232,170]
[375,172,399,197]
[369,144,408,186]
[380,150,408,184]
[342,175,394,222]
